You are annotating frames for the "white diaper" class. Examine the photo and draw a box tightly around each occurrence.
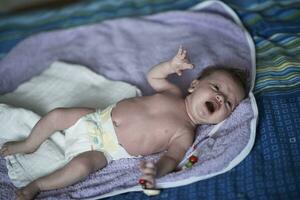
[64,105,134,163]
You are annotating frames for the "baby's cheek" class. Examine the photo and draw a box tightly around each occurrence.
[210,116,224,124]
[216,110,230,122]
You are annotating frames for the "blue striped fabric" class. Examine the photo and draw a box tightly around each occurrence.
[0,0,299,199]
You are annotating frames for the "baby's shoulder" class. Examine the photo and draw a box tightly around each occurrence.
[173,126,194,144]
[158,89,183,99]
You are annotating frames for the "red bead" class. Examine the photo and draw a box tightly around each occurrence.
[139,179,146,185]
[189,155,198,164]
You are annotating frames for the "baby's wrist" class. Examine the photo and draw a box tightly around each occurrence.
[165,60,176,74]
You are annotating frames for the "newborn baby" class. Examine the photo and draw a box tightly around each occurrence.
[0,47,246,200]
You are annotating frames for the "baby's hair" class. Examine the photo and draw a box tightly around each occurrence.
[197,65,248,96]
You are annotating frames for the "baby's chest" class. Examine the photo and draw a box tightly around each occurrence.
[139,113,184,134]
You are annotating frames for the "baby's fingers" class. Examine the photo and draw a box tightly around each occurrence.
[140,161,155,169]
[180,49,187,60]
[141,167,156,176]
[183,62,194,69]
[140,161,154,170]
[177,46,183,56]
[176,46,188,59]
[139,176,155,189]
[140,162,156,174]
[176,63,194,76]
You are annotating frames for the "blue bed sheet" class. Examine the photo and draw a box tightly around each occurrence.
[0,0,299,199]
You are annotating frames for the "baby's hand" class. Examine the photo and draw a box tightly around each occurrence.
[169,46,194,76]
[139,161,157,189]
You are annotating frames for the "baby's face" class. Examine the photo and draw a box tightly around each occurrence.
[185,70,245,125]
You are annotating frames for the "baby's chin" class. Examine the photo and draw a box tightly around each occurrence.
[201,115,226,125]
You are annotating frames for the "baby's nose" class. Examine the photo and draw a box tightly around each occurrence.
[216,94,224,104]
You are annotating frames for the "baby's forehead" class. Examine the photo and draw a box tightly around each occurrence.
[204,70,235,82]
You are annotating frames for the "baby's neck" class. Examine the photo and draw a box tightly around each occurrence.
[184,98,197,127]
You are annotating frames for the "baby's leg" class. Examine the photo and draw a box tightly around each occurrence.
[0,107,95,156]
[16,151,107,200]
[0,140,31,156]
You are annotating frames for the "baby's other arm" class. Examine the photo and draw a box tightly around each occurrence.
[147,47,194,95]
[155,132,193,177]
[139,130,193,188]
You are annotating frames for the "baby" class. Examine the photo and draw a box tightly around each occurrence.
[0,47,246,200]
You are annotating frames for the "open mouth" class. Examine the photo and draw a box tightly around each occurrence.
[205,101,215,113]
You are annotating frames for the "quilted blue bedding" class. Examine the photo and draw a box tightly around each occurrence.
[0,0,299,199]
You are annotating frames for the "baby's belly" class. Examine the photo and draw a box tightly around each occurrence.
[112,118,166,156]
[111,101,171,156]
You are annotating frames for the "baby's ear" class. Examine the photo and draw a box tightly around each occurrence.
[188,80,199,93]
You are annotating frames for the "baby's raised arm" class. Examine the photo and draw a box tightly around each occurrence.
[147,47,194,95]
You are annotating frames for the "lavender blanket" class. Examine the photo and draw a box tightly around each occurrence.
[0,1,257,199]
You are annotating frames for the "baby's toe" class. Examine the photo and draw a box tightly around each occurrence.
[0,147,7,156]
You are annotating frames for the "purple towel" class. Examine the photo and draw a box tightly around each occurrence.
[0,1,257,199]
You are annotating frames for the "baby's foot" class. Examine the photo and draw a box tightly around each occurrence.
[16,181,40,200]
[0,140,32,156]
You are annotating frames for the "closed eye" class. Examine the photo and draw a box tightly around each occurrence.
[211,84,219,91]
[226,101,233,110]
